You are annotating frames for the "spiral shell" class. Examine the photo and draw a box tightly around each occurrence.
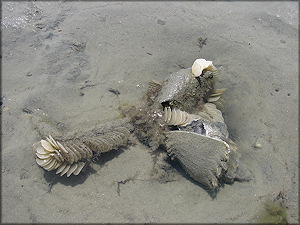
[34,127,130,177]
[166,130,230,191]
[164,107,200,126]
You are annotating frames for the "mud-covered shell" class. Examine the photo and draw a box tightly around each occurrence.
[166,130,230,191]
[157,67,215,114]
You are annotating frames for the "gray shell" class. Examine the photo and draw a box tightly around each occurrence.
[166,130,229,191]
[158,68,193,105]
[157,67,251,191]
[166,129,252,191]
[157,67,215,114]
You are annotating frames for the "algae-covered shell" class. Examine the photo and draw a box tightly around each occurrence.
[157,68,193,105]
[157,67,215,114]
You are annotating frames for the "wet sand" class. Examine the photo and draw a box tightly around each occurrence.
[2,2,298,223]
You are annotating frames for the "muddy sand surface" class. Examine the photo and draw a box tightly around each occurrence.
[2,1,298,223]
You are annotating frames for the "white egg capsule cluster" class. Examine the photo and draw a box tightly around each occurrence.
[198,103,225,123]
[34,127,130,177]
[164,107,200,126]
[207,88,227,111]
[34,135,90,177]
[83,127,130,154]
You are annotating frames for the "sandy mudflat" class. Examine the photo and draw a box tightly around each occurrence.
[2,1,298,223]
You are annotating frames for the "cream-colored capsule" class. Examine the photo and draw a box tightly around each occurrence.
[192,58,216,77]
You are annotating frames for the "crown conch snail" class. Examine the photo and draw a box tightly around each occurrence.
[33,58,251,192]
[128,58,251,191]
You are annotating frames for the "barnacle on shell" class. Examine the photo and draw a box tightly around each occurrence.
[164,107,200,126]
[34,127,130,177]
